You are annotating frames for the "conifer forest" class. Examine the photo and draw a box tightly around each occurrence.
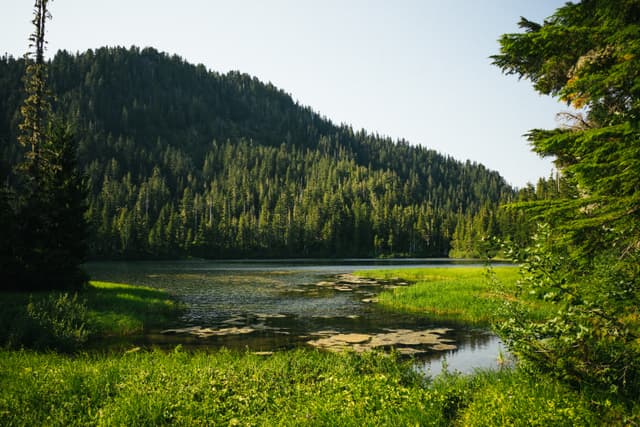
[0,47,526,260]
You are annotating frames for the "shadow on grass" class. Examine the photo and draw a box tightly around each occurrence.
[0,282,183,351]
[84,282,184,336]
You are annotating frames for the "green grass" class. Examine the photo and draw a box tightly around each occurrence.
[1,271,636,424]
[0,348,615,426]
[458,369,637,426]
[0,281,183,351]
[357,266,553,325]
[84,281,183,336]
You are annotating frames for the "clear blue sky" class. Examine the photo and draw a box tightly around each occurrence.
[1,0,569,187]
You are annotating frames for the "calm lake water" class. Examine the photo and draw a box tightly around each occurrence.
[85,259,506,375]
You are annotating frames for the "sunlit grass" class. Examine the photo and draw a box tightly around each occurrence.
[0,348,611,426]
[356,266,552,325]
[84,281,184,336]
[0,271,633,424]
[0,281,183,350]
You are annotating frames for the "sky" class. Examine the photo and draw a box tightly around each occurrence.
[1,0,570,187]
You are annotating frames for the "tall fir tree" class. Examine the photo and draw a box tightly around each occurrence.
[18,0,51,159]
[2,0,88,291]
[493,0,640,397]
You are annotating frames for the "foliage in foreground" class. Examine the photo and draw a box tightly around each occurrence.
[0,281,181,352]
[0,348,614,426]
[499,226,640,399]
[493,0,640,399]
[0,292,89,353]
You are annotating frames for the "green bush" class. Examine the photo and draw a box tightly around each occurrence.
[499,225,640,399]
[2,293,89,352]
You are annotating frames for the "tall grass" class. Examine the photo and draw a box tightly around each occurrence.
[358,266,552,325]
[457,369,614,427]
[0,292,89,352]
[0,281,182,351]
[0,348,610,426]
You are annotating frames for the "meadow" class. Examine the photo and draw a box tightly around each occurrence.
[0,270,633,425]
[0,281,183,352]
[0,348,603,426]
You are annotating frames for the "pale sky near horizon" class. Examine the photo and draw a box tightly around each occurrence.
[1,0,570,187]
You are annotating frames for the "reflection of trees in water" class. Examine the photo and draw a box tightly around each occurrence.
[457,330,496,351]
[84,260,503,373]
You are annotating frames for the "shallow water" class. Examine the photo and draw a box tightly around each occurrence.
[85,259,506,374]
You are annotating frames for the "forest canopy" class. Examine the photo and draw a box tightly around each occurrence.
[0,46,519,259]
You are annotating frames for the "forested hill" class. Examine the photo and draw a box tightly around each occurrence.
[0,46,514,259]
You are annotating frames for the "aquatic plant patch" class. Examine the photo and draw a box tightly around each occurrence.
[307,328,456,354]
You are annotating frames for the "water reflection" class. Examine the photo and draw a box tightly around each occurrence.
[85,259,505,373]
[416,332,506,376]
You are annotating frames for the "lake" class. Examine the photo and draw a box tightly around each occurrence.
[85,259,506,375]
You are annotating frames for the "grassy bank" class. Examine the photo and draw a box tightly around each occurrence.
[357,266,552,325]
[85,281,183,336]
[0,281,182,351]
[354,266,640,423]
[0,348,605,426]
[1,272,635,424]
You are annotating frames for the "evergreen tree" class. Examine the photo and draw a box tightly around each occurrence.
[0,45,519,260]
[2,0,88,291]
[41,120,88,288]
[493,0,640,397]
[18,0,51,159]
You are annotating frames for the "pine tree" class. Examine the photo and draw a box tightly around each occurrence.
[3,0,88,291]
[18,0,51,161]
[43,120,88,287]
[493,0,640,397]
[0,45,517,260]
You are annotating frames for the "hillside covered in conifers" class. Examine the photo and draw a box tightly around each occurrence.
[0,46,518,259]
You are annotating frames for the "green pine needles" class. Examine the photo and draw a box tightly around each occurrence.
[493,0,640,399]
[1,0,88,291]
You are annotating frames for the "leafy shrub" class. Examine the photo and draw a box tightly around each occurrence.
[3,293,90,352]
[499,224,640,399]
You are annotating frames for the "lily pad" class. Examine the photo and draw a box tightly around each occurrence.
[430,343,457,351]
[395,347,428,356]
[161,325,266,338]
[307,328,456,354]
